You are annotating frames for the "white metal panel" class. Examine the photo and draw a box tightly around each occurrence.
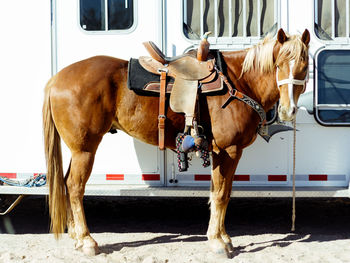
[295,123,350,186]
[54,0,163,185]
[55,0,162,67]
[168,134,290,187]
[1,0,350,196]
[0,1,51,174]
[1,185,349,198]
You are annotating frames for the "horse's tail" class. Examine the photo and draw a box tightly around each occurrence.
[43,77,67,238]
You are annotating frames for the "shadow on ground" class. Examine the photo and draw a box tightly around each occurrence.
[1,195,350,245]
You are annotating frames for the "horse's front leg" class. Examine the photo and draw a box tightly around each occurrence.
[207,145,242,257]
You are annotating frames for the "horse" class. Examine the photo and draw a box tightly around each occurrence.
[43,28,310,257]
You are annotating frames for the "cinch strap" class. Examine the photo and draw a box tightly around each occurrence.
[158,70,167,150]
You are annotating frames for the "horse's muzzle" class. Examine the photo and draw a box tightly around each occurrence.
[278,104,297,121]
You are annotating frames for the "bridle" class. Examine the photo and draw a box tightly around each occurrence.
[276,59,309,109]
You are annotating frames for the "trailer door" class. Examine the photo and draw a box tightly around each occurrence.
[165,0,291,188]
[53,0,165,186]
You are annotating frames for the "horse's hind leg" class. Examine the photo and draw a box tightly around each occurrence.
[207,145,242,257]
[66,150,99,256]
[63,160,77,240]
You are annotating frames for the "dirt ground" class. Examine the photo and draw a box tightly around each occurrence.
[1,195,350,263]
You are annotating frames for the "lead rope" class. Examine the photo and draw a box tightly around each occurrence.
[291,118,296,232]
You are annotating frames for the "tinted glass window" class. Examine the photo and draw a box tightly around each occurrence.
[317,50,350,105]
[316,49,350,124]
[318,110,350,123]
[108,0,134,30]
[80,0,134,31]
[80,0,105,31]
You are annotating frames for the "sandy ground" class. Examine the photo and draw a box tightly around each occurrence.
[1,196,350,263]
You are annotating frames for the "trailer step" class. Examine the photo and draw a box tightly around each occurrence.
[0,185,349,198]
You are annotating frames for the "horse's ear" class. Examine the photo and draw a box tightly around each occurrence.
[301,29,310,46]
[277,28,287,44]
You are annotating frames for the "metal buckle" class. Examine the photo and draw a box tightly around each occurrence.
[157,68,168,74]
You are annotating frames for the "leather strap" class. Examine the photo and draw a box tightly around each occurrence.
[158,71,167,150]
[217,68,267,135]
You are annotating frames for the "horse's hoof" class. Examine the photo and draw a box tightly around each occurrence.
[226,242,234,254]
[68,230,76,240]
[74,240,83,250]
[208,240,231,258]
[82,245,99,256]
[75,237,99,256]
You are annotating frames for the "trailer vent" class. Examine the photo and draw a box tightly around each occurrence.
[183,0,279,41]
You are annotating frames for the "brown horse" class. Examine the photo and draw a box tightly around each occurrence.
[43,28,310,257]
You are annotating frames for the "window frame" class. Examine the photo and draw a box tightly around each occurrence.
[266,103,278,125]
[182,0,281,46]
[78,0,138,35]
[314,47,350,126]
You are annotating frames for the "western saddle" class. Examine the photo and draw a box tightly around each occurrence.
[139,32,221,150]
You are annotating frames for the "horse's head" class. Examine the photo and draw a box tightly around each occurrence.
[275,29,310,121]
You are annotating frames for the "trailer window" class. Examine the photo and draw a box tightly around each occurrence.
[315,49,350,125]
[314,0,350,40]
[80,0,134,31]
[266,103,277,125]
[183,0,279,41]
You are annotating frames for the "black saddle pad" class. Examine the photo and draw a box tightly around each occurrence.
[127,58,174,94]
[127,50,224,94]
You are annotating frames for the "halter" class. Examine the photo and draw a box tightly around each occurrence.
[276,60,309,109]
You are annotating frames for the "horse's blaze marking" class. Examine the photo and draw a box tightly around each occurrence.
[268,175,287,181]
[142,174,160,181]
[234,174,250,181]
[0,173,16,179]
[195,174,211,181]
[309,174,327,181]
[106,174,124,181]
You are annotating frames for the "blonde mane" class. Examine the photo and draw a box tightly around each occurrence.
[241,33,308,76]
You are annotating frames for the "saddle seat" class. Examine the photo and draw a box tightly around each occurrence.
[141,42,216,81]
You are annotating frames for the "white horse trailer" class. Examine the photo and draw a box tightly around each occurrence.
[1,0,350,198]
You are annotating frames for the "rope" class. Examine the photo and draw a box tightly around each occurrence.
[291,119,296,232]
[0,174,46,187]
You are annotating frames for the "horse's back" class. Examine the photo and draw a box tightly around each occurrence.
[53,56,127,86]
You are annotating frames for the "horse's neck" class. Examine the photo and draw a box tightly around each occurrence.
[223,50,279,111]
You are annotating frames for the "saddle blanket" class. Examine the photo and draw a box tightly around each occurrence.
[127,50,224,95]
[127,58,174,94]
